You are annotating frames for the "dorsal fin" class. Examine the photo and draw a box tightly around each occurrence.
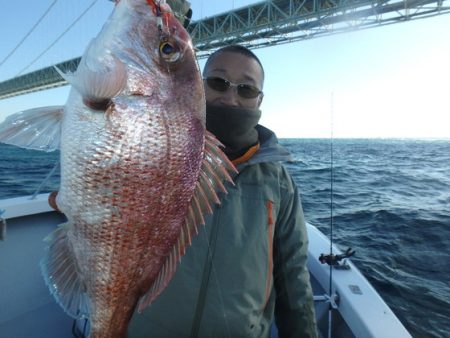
[137,131,237,311]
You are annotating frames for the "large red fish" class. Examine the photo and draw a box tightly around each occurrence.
[0,0,235,337]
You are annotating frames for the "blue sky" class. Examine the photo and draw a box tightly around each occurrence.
[0,0,449,138]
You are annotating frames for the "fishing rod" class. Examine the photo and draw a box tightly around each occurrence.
[328,92,335,338]
[310,93,337,338]
[316,93,355,338]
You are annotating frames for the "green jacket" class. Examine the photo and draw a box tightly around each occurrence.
[128,125,317,338]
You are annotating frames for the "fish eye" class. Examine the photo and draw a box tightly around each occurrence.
[160,42,174,55]
[159,40,181,62]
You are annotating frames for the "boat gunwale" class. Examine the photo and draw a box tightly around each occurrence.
[0,194,411,337]
[0,193,53,219]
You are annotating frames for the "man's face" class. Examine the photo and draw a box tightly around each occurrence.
[203,52,264,109]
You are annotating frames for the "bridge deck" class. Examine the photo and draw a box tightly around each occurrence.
[0,0,449,100]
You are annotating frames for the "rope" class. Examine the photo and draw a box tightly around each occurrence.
[190,224,231,338]
[30,161,60,200]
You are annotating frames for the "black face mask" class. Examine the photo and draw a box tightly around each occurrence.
[206,104,261,160]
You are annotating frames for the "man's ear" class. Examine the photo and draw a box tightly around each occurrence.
[257,93,264,107]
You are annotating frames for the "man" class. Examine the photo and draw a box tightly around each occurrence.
[127,45,317,337]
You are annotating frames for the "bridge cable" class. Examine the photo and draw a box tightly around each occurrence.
[16,0,100,76]
[0,0,59,68]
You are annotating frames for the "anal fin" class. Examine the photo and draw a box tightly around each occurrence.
[40,223,90,318]
[137,131,237,311]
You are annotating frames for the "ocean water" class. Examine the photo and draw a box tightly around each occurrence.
[282,139,450,338]
[0,139,449,337]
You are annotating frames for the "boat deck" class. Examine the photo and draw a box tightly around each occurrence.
[0,211,73,337]
[0,194,410,338]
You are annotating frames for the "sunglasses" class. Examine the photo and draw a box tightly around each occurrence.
[203,76,262,99]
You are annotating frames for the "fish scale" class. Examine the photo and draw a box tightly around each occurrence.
[0,0,236,337]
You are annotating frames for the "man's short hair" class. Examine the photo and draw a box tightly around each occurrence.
[203,45,265,80]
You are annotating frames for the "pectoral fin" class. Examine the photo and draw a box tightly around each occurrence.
[0,106,63,151]
[55,39,126,106]
[137,131,237,311]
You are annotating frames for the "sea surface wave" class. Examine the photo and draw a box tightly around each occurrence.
[1,139,449,337]
[282,139,450,338]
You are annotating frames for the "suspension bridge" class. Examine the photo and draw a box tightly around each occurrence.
[0,0,449,100]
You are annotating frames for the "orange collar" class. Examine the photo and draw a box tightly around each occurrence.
[231,143,260,166]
